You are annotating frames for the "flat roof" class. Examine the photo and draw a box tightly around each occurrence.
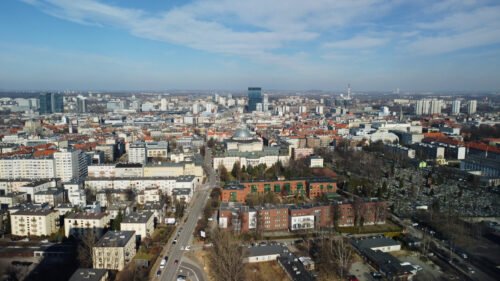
[122,211,153,224]
[95,231,135,247]
[353,236,401,250]
[246,244,288,257]
[69,269,108,281]
[12,209,56,216]
[66,212,108,220]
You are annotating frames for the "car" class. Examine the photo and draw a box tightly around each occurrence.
[172,239,177,244]
[184,245,191,251]
[347,275,359,281]
[177,275,187,281]
[156,270,162,277]
[174,259,179,265]
[164,256,168,261]
[466,266,475,274]
[370,272,383,279]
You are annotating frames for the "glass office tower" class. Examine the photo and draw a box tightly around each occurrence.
[247,87,262,112]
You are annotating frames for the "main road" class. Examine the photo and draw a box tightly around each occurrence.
[155,148,217,281]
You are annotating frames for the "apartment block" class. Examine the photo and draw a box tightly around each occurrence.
[10,209,59,237]
[120,211,154,240]
[64,212,111,238]
[92,230,136,271]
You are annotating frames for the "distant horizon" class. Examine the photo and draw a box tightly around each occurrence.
[0,88,498,96]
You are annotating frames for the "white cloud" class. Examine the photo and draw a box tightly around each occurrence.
[323,35,388,49]
[20,0,395,68]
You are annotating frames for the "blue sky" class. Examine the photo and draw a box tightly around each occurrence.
[0,0,499,91]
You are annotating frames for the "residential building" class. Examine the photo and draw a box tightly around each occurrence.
[33,188,64,207]
[120,211,154,240]
[92,230,136,271]
[452,100,461,115]
[468,100,477,114]
[64,212,111,238]
[10,209,59,237]
[128,142,147,165]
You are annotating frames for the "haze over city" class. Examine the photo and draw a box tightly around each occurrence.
[1,0,500,91]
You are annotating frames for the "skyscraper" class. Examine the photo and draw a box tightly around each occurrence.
[39,93,64,114]
[468,100,477,115]
[452,100,461,115]
[247,87,262,112]
[77,96,88,113]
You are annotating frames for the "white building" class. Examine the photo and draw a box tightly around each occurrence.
[64,212,110,238]
[452,100,461,115]
[54,149,87,182]
[468,100,477,115]
[120,211,155,240]
[93,231,136,271]
[0,158,55,180]
[10,209,59,237]
[128,143,147,165]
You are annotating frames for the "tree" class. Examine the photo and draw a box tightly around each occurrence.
[111,210,123,231]
[208,228,246,281]
[218,164,230,183]
[352,197,367,229]
[231,161,242,180]
[318,237,353,280]
[373,202,387,225]
[77,231,97,268]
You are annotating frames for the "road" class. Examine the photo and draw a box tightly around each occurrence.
[391,214,496,281]
[154,148,217,281]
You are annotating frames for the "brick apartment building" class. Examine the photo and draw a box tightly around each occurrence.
[218,198,386,233]
[221,177,337,203]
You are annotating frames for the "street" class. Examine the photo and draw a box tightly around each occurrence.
[153,148,217,281]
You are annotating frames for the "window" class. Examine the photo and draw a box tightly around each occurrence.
[264,184,271,193]
[274,184,281,193]
[251,185,258,193]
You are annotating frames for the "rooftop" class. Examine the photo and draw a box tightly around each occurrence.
[122,211,153,224]
[66,212,108,220]
[69,268,108,281]
[95,231,135,247]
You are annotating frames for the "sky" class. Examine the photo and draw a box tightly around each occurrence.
[0,0,499,92]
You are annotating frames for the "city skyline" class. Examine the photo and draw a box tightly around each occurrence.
[1,0,500,91]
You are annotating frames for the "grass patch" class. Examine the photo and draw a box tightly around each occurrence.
[245,261,289,281]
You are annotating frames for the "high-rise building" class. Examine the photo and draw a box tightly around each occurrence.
[452,100,461,115]
[54,149,88,182]
[39,93,64,114]
[262,94,269,112]
[128,143,147,165]
[415,99,430,115]
[430,99,442,115]
[247,87,262,112]
[316,105,324,115]
[77,96,88,113]
[468,100,477,115]
[160,98,168,111]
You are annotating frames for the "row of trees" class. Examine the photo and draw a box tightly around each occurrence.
[219,158,314,183]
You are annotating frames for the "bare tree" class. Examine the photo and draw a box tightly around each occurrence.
[208,228,246,281]
[77,231,97,268]
[318,236,353,280]
[352,197,368,229]
[373,202,387,225]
